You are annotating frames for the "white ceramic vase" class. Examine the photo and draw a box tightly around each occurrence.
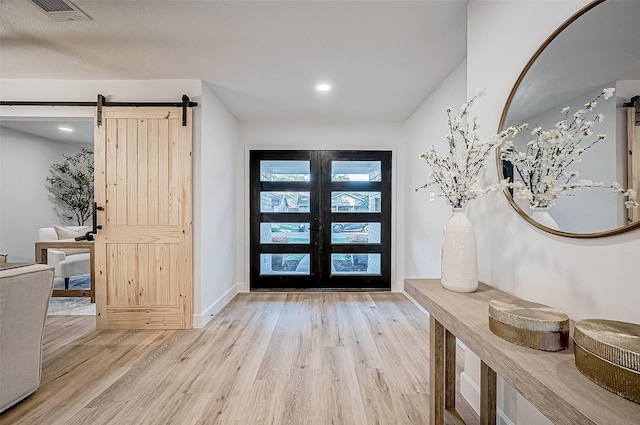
[441,208,478,293]
[531,206,559,230]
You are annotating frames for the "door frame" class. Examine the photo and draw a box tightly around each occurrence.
[246,148,395,291]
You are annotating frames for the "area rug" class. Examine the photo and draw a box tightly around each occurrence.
[48,275,96,316]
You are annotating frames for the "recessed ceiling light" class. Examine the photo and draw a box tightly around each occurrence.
[316,84,332,92]
[58,126,73,132]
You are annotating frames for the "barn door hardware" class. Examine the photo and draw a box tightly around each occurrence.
[0,95,198,127]
[623,95,639,126]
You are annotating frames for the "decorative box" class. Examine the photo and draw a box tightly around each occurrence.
[574,319,640,404]
[488,299,569,351]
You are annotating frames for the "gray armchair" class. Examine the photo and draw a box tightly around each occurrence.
[0,264,54,413]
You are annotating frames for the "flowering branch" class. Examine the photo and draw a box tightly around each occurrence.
[500,88,638,209]
[416,90,520,208]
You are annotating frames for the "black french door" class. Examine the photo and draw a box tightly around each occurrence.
[250,150,391,290]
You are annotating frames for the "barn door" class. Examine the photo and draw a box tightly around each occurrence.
[94,107,192,329]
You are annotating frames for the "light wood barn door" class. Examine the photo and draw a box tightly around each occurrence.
[94,107,192,329]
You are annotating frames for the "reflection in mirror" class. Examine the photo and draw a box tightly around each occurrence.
[498,0,640,237]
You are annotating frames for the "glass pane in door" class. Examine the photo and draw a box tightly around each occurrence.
[331,192,381,212]
[331,160,381,181]
[261,160,310,181]
[260,192,310,212]
[260,223,310,244]
[331,222,381,244]
[330,254,381,275]
[260,253,310,275]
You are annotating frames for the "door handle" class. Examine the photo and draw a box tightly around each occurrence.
[77,202,103,241]
[93,202,104,234]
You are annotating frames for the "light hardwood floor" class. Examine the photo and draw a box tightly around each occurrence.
[1,292,476,425]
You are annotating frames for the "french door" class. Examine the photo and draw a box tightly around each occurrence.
[250,150,391,290]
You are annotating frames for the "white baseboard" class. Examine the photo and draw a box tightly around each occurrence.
[497,409,515,425]
[392,280,404,292]
[192,283,241,328]
[460,371,480,415]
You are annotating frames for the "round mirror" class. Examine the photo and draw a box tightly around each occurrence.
[498,0,640,237]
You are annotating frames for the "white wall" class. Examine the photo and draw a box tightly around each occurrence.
[237,122,404,291]
[193,81,239,327]
[0,79,237,328]
[402,59,467,280]
[468,0,640,325]
[0,127,87,261]
[461,1,640,424]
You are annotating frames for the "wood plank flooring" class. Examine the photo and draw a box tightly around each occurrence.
[1,292,476,425]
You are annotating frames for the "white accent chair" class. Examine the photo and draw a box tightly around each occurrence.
[36,226,91,289]
[0,264,55,412]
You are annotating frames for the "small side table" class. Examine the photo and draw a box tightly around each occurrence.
[35,241,95,303]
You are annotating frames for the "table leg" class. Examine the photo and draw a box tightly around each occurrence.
[35,247,47,264]
[480,360,497,425]
[445,330,457,410]
[430,315,445,425]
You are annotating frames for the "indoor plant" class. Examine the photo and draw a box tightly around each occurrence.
[46,147,94,226]
[417,90,521,209]
[417,90,521,292]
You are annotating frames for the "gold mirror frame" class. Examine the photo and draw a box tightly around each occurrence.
[496,0,640,238]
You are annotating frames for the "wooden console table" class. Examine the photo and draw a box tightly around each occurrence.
[0,262,33,270]
[35,241,94,302]
[404,279,640,425]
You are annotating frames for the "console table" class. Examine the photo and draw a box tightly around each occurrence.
[35,241,94,302]
[0,262,33,271]
[404,279,640,425]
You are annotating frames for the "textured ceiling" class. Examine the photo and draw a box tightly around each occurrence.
[0,0,467,123]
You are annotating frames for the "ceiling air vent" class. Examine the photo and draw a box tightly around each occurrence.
[30,0,92,21]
